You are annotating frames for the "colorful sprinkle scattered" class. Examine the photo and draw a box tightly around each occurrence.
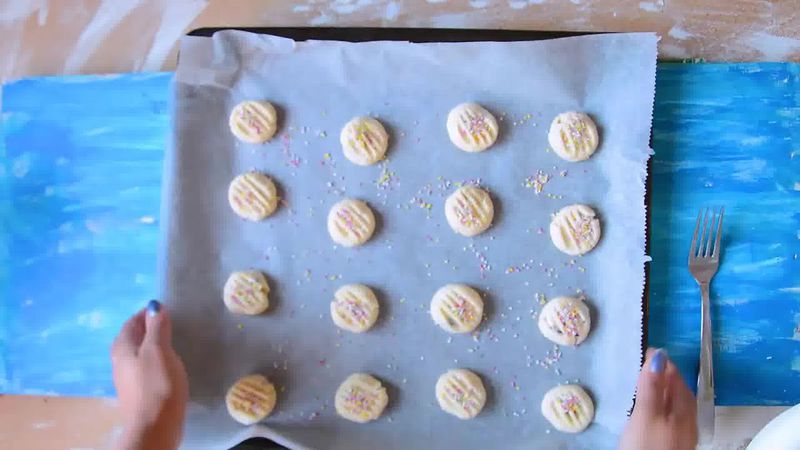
[523,170,551,194]
[511,112,535,127]
[535,345,563,370]
[375,161,398,190]
[505,258,537,274]
[280,133,302,168]
[465,242,492,278]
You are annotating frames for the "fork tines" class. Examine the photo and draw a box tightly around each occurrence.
[689,207,725,261]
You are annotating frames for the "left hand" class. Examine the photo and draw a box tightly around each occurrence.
[111,300,188,450]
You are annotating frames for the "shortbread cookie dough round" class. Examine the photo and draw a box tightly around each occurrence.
[327,199,376,247]
[335,373,389,423]
[447,103,499,152]
[430,284,484,334]
[549,204,601,255]
[229,100,278,144]
[223,270,270,315]
[226,374,277,425]
[436,369,487,419]
[228,172,279,221]
[445,186,494,237]
[340,116,389,166]
[331,284,380,333]
[548,111,599,162]
[538,296,591,346]
[541,384,595,433]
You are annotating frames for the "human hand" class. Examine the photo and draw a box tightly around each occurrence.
[111,300,188,450]
[619,348,698,450]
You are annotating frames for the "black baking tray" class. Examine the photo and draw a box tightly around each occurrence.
[188,27,594,42]
[187,26,653,411]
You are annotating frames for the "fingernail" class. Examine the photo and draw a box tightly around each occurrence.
[650,348,667,373]
[147,299,161,316]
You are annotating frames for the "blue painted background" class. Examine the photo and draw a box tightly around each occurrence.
[1,65,798,404]
[1,73,169,395]
[648,63,800,405]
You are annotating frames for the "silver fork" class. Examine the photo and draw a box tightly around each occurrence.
[688,207,724,446]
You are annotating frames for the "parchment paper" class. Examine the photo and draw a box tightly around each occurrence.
[164,30,657,450]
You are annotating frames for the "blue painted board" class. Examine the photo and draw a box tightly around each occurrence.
[0,73,170,395]
[649,63,800,405]
[1,65,798,404]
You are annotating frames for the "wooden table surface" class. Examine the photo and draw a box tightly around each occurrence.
[1,1,797,449]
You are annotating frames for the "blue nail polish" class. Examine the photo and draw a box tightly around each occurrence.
[147,299,161,316]
[650,349,667,373]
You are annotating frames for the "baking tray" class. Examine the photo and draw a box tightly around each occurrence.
[187,24,651,385]
[173,27,655,449]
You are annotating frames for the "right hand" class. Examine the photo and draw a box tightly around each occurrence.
[619,348,698,450]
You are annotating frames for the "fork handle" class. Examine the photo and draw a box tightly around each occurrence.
[697,282,715,445]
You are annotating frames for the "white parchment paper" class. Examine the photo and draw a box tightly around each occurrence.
[163,30,657,450]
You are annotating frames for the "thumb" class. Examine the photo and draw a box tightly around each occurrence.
[633,348,670,418]
[143,300,173,348]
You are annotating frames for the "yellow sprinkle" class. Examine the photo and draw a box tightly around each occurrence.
[323,153,331,160]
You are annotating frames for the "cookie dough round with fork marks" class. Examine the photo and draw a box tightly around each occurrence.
[538,296,591,346]
[436,369,487,419]
[340,116,389,166]
[225,374,277,425]
[447,103,499,153]
[229,100,278,144]
[445,186,494,237]
[541,384,595,433]
[549,204,601,255]
[223,270,270,315]
[331,284,380,333]
[430,284,484,334]
[228,172,279,221]
[335,373,389,423]
[548,111,599,162]
[327,199,376,247]
[447,103,499,152]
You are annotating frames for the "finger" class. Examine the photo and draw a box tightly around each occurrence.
[143,300,173,348]
[633,348,670,418]
[666,361,696,418]
[111,309,146,359]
